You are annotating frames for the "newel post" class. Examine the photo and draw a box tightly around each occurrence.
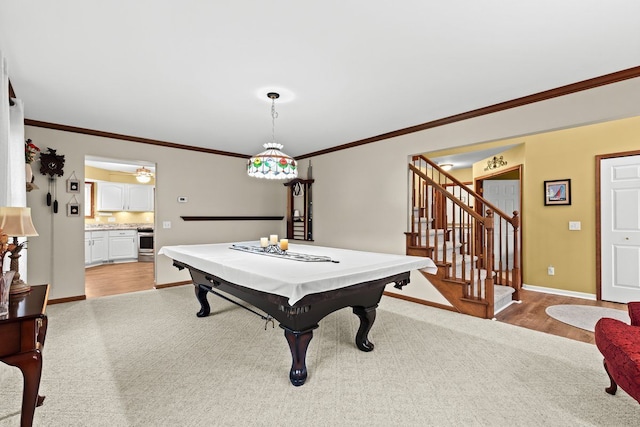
[485,210,495,319]
[511,211,521,298]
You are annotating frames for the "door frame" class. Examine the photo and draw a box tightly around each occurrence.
[474,164,524,284]
[595,149,640,300]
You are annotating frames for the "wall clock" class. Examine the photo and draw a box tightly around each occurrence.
[39,148,65,177]
[39,147,66,213]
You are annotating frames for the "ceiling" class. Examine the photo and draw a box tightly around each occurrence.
[2,1,640,159]
[85,156,155,174]
[430,145,517,171]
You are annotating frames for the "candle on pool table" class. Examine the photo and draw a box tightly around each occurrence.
[270,234,278,245]
[260,237,268,247]
[279,239,289,250]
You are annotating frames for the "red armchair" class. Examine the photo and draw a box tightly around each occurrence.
[594,302,640,404]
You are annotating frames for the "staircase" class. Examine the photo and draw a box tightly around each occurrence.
[406,155,521,319]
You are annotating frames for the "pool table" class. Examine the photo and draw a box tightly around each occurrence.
[160,242,435,386]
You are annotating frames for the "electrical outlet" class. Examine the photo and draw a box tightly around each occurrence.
[569,221,581,231]
[547,266,555,276]
[108,217,116,223]
[163,221,171,229]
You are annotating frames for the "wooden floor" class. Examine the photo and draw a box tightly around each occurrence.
[85,263,627,345]
[494,288,627,344]
[85,261,155,299]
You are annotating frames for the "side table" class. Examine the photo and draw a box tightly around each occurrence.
[0,284,49,427]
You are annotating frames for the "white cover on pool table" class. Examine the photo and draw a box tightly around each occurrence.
[159,242,437,305]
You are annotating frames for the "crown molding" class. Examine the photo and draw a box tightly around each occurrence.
[296,65,640,159]
[23,65,640,160]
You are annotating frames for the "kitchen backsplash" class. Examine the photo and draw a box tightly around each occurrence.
[85,211,154,226]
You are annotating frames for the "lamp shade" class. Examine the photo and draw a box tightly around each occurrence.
[136,167,153,183]
[0,207,39,237]
[247,143,298,180]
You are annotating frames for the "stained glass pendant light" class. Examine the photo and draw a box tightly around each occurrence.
[247,92,297,179]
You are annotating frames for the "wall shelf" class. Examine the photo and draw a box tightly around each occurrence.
[284,178,314,241]
[180,216,284,221]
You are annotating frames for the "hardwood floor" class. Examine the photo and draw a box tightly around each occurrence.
[494,288,627,344]
[85,262,155,299]
[84,263,627,345]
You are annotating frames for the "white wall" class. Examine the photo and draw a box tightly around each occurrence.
[24,76,640,302]
[25,127,285,300]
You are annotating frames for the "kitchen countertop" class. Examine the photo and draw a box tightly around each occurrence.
[85,223,153,231]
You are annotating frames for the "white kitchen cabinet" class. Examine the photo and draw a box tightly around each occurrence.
[97,182,126,211]
[108,230,137,261]
[84,233,91,265]
[85,229,137,266]
[127,185,154,211]
[85,231,108,266]
[97,182,154,212]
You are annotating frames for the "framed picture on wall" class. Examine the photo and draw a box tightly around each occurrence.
[67,202,81,216]
[67,178,80,193]
[544,179,571,206]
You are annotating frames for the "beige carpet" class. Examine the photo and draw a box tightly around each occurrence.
[1,285,638,426]
[545,305,631,332]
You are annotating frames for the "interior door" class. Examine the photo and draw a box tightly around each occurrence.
[482,180,519,267]
[600,155,640,303]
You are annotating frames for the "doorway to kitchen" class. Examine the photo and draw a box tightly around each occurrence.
[84,155,156,298]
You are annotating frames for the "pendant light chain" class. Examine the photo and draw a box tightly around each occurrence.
[271,98,278,145]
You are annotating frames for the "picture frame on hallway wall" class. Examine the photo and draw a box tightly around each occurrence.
[544,179,571,206]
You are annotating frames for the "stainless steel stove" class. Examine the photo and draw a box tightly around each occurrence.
[137,227,154,262]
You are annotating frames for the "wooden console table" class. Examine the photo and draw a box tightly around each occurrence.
[0,284,49,427]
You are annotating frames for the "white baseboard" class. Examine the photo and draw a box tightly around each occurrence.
[522,283,596,301]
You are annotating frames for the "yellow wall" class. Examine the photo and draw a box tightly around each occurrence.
[448,168,472,183]
[432,115,640,295]
[85,165,157,185]
[473,144,525,178]
[521,116,640,294]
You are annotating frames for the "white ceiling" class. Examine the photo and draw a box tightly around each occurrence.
[430,145,517,171]
[2,1,639,158]
[85,156,155,174]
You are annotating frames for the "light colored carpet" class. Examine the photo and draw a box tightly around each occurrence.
[546,305,631,332]
[1,285,638,426]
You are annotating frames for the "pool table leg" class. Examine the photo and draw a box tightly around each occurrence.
[195,285,211,317]
[282,326,317,386]
[353,305,377,352]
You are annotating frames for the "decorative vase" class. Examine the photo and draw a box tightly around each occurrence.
[0,270,16,317]
[25,163,33,183]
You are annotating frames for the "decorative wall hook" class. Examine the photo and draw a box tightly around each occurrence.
[484,155,508,171]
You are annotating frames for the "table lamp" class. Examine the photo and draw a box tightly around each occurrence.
[0,207,39,294]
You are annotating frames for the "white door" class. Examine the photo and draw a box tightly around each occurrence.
[601,155,640,303]
[483,180,519,267]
